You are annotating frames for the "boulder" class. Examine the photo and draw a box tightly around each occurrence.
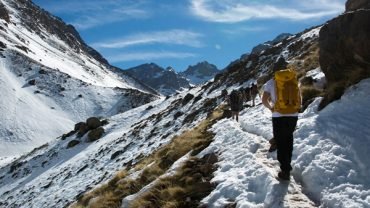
[319,10,370,84]
[182,93,194,106]
[319,6,370,109]
[67,140,80,148]
[86,117,101,129]
[87,127,104,142]
[77,122,89,137]
[346,0,370,12]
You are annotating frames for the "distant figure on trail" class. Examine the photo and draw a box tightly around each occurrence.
[250,83,258,106]
[221,89,228,101]
[229,89,243,122]
[244,87,251,104]
[261,66,301,181]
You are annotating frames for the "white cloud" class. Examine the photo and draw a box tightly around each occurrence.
[190,0,345,23]
[38,0,149,30]
[71,8,148,30]
[108,51,197,62]
[92,29,204,48]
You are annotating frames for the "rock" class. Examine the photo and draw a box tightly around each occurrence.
[28,79,36,85]
[86,117,101,129]
[319,6,370,109]
[87,127,104,142]
[319,10,370,85]
[182,93,194,106]
[346,0,370,12]
[67,140,80,148]
[77,122,89,137]
[74,122,85,131]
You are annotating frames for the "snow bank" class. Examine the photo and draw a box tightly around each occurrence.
[201,79,370,207]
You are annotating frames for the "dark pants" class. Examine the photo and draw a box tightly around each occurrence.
[272,116,298,172]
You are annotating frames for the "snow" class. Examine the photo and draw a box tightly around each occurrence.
[199,78,370,207]
[306,67,326,89]
[300,27,322,40]
[0,6,158,159]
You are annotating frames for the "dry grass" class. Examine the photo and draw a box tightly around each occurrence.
[131,154,217,208]
[71,107,224,208]
[319,66,370,110]
[300,85,324,111]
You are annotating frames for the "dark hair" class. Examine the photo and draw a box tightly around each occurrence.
[273,57,288,72]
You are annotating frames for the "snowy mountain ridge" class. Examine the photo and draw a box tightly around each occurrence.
[0,0,158,159]
[125,63,191,96]
[180,61,220,85]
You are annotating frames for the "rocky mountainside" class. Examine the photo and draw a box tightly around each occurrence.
[318,0,370,109]
[180,61,220,85]
[251,33,293,55]
[0,0,158,157]
[125,63,191,96]
[1,0,369,207]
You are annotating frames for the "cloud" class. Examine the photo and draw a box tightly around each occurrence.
[222,26,267,35]
[190,0,345,23]
[71,8,148,30]
[215,44,221,50]
[92,29,204,48]
[107,51,197,62]
[38,0,149,30]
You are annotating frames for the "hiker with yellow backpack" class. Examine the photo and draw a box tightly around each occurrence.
[262,65,301,181]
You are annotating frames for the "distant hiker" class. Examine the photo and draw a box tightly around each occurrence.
[229,89,243,122]
[250,83,258,106]
[262,67,301,180]
[244,87,251,104]
[221,89,228,101]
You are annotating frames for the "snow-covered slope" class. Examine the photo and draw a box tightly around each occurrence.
[200,79,370,207]
[0,0,158,159]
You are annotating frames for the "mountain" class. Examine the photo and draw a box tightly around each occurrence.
[180,61,220,85]
[251,33,293,55]
[125,63,190,96]
[0,0,158,158]
[1,0,370,207]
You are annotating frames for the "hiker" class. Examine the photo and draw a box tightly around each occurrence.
[221,89,228,101]
[261,66,301,180]
[250,83,258,106]
[244,87,251,104]
[229,89,243,122]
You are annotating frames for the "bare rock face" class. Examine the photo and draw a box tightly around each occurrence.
[0,3,10,23]
[346,0,370,12]
[319,11,370,83]
[319,2,370,109]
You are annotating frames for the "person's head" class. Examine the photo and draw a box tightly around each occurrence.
[272,57,288,72]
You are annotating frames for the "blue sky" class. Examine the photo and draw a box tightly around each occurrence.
[33,0,346,71]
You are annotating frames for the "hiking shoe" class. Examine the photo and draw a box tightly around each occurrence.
[277,171,290,181]
[268,138,277,152]
[268,143,277,152]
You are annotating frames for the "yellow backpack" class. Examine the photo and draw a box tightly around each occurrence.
[274,69,301,114]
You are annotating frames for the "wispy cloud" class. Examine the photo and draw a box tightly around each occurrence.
[39,0,149,30]
[222,26,267,35]
[92,29,204,49]
[108,51,197,62]
[190,0,345,23]
[71,8,148,30]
